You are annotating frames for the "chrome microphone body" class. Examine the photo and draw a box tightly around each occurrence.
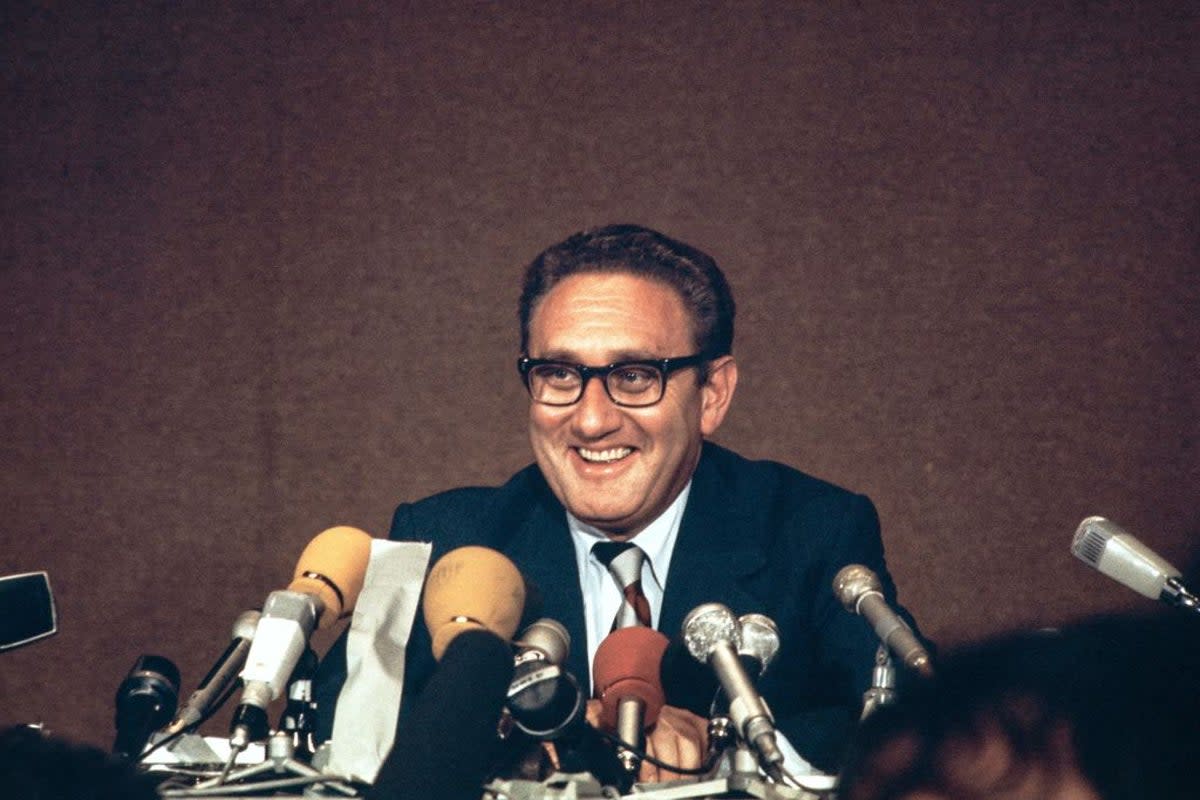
[833,564,933,677]
[506,618,585,739]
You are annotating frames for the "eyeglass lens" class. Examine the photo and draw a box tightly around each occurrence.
[528,363,664,406]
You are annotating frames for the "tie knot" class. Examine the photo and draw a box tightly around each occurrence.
[591,541,644,585]
[591,540,636,566]
[591,541,652,629]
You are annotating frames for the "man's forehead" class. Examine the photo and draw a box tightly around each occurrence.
[527,273,695,358]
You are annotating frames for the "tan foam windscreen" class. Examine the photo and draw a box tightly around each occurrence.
[288,525,373,629]
[422,546,526,660]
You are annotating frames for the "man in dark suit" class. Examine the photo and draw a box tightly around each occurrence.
[316,224,920,778]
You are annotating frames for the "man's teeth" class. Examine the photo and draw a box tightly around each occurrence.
[577,446,633,463]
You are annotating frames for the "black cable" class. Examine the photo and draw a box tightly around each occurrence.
[135,679,242,764]
[593,728,723,776]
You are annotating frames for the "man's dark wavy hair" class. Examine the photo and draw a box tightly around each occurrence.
[518,224,736,359]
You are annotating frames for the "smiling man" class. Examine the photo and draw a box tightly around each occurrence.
[315,224,921,782]
[521,270,736,539]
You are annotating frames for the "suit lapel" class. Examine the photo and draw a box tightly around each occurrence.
[501,488,592,692]
[660,444,767,639]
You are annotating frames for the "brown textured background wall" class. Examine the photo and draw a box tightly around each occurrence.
[2,2,1196,748]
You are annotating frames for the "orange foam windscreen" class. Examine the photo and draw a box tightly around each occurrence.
[422,546,526,661]
[288,525,373,629]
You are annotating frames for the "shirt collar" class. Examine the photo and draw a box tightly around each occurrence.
[566,480,692,592]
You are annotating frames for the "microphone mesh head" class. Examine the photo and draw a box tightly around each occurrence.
[1070,516,1180,599]
[516,618,570,664]
[833,564,882,612]
[682,602,739,662]
[1071,516,1113,567]
[737,613,781,672]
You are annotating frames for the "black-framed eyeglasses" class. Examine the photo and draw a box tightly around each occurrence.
[517,354,710,407]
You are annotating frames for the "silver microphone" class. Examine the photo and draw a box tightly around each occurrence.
[514,618,570,666]
[683,603,784,779]
[833,565,933,677]
[1071,516,1199,612]
[737,613,780,676]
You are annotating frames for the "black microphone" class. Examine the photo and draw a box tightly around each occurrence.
[833,564,933,677]
[498,619,626,787]
[506,618,584,738]
[1071,516,1200,613]
[113,654,181,760]
[367,632,515,798]
[162,610,260,738]
[682,603,785,780]
[278,647,319,756]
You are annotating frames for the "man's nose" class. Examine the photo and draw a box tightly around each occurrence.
[570,375,622,438]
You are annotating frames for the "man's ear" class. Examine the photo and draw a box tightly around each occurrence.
[700,356,738,436]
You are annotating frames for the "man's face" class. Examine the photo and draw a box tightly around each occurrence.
[525,272,737,538]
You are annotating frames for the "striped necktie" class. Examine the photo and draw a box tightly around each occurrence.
[591,541,653,630]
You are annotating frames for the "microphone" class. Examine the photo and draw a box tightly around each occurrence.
[422,545,527,660]
[682,603,784,780]
[501,618,627,787]
[230,526,372,748]
[113,654,181,760]
[833,564,933,678]
[370,548,529,799]
[278,647,319,756]
[736,613,781,678]
[368,629,516,800]
[162,610,261,738]
[1071,516,1200,612]
[515,617,570,665]
[593,626,670,778]
[506,619,584,738]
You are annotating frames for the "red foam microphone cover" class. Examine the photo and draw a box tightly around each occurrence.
[593,626,669,730]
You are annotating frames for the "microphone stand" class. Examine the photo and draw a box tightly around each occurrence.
[860,644,897,720]
[177,662,349,797]
[617,743,831,800]
[278,649,319,759]
[182,732,357,796]
[1163,577,1200,615]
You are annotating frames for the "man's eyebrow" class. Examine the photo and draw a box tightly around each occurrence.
[535,349,664,364]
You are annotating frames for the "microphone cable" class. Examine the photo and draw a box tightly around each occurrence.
[135,676,243,764]
[589,726,723,777]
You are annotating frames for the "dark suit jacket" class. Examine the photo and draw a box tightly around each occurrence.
[314,442,920,772]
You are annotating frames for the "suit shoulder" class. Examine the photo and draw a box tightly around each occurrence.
[702,442,873,513]
[387,463,549,546]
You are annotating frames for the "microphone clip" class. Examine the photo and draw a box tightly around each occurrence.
[860,643,898,720]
